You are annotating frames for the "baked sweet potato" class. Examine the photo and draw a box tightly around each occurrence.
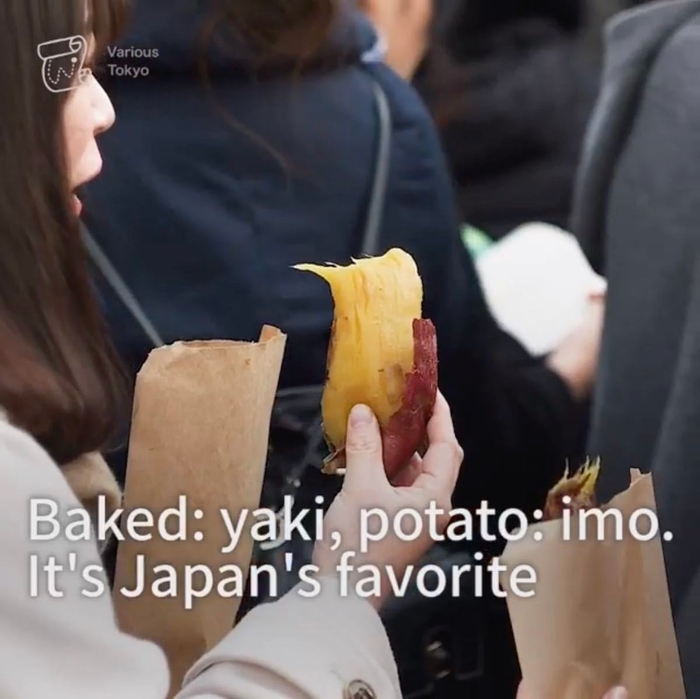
[294,248,438,480]
[543,459,601,521]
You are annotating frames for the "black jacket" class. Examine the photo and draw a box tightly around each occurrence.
[416,17,600,239]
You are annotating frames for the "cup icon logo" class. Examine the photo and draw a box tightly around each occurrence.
[37,36,89,93]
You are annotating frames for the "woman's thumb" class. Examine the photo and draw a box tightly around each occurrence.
[343,405,385,487]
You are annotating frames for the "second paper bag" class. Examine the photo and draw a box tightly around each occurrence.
[500,471,685,699]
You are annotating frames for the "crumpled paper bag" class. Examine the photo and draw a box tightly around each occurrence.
[500,470,685,699]
[112,326,286,696]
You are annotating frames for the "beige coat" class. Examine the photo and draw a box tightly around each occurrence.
[0,414,401,699]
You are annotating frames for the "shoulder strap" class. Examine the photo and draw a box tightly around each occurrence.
[82,226,164,347]
[571,1,700,274]
[360,78,392,257]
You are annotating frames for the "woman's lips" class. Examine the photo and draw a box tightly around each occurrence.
[73,160,103,217]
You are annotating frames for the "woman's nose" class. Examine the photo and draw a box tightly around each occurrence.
[93,80,116,135]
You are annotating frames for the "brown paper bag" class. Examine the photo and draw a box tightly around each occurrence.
[112,326,286,697]
[499,470,685,699]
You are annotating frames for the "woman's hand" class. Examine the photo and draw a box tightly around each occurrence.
[359,0,434,79]
[314,391,463,610]
[517,681,629,699]
[546,292,606,401]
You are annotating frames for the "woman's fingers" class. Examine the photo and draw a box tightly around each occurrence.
[413,391,463,494]
[427,391,458,451]
[342,392,462,499]
[342,404,388,492]
[391,453,423,488]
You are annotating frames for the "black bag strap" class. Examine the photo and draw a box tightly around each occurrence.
[82,227,164,347]
[360,78,392,256]
[571,0,700,274]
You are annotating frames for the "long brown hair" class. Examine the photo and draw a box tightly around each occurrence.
[194,0,342,176]
[0,0,129,465]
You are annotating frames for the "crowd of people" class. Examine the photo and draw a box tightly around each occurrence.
[1,0,697,696]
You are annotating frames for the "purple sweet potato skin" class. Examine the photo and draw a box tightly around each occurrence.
[382,319,438,481]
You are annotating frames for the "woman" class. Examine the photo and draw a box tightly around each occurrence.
[0,1,463,696]
[83,0,602,525]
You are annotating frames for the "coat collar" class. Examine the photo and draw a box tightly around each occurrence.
[0,408,122,549]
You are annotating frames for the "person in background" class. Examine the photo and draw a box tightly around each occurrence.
[405,0,600,239]
[84,0,601,532]
[357,0,434,78]
[0,0,463,697]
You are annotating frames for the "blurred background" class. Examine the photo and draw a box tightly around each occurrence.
[413,0,647,241]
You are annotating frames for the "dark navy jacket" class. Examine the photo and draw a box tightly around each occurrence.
[84,0,580,516]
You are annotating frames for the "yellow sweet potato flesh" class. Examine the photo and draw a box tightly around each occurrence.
[543,459,601,520]
[294,248,423,457]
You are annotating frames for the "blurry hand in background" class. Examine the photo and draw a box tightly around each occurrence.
[358,0,434,79]
[546,291,606,401]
